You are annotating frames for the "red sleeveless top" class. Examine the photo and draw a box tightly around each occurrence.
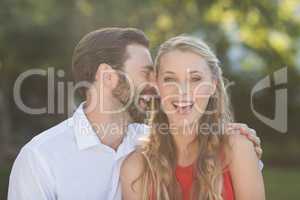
[150,164,234,200]
[175,164,234,200]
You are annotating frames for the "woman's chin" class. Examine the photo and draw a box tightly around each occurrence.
[169,116,198,130]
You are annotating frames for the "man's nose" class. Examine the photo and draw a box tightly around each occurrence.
[147,71,155,84]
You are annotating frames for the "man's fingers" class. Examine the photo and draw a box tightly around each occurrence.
[255,146,263,159]
[225,127,241,135]
[241,127,257,137]
[226,123,248,130]
[226,123,262,147]
[227,123,257,137]
[248,134,261,146]
[240,127,261,146]
[225,123,245,132]
[226,123,249,136]
[226,123,263,159]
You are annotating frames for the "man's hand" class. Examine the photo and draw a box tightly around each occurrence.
[226,123,263,159]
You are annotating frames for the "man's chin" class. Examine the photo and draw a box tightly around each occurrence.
[127,104,147,124]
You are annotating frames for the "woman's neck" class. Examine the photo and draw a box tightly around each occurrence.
[171,124,199,167]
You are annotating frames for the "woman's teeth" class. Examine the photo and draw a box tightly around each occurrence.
[173,102,193,107]
[172,101,194,114]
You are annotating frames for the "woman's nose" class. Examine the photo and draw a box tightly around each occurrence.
[178,82,189,95]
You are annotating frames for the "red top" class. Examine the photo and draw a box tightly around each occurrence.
[175,164,234,200]
[150,164,234,200]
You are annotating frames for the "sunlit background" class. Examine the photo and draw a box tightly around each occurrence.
[0,0,300,199]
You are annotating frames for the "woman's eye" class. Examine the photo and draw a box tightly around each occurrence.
[191,76,202,82]
[163,77,176,82]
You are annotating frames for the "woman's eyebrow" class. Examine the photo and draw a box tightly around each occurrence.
[163,71,176,75]
[189,70,202,74]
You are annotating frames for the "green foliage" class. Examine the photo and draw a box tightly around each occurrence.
[0,165,10,199]
[264,167,300,200]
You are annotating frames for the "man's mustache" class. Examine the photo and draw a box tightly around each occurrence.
[137,85,160,111]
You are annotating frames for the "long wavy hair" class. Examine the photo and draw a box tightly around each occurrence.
[134,36,234,200]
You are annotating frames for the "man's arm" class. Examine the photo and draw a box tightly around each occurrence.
[8,146,56,200]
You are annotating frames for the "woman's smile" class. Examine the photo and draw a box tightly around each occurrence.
[172,100,194,115]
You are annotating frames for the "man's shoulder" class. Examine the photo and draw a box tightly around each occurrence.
[23,118,75,153]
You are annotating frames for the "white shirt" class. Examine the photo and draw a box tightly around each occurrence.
[8,102,149,200]
[8,102,263,200]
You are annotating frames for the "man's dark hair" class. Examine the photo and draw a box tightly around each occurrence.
[72,27,149,97]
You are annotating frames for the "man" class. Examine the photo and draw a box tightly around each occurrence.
[8,27,262,200]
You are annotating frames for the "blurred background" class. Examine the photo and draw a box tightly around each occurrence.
[0,0,299,199]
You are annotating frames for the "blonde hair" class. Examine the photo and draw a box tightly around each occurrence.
[135,35,234,200]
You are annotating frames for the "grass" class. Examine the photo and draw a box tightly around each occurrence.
[1,166,299,199]
[0,165,10,199]
[264,167,300,200]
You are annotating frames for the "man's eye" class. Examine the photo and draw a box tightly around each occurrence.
[142,71,150,78]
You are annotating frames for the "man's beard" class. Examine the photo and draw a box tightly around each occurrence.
[112,74,147,123]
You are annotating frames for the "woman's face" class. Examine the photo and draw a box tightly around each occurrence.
[157,50,216,129]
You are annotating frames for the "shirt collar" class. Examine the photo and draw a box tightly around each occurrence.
[72,102,101,150]
[71,102,150,151]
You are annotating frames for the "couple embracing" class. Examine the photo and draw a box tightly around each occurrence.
[8,27,265,200]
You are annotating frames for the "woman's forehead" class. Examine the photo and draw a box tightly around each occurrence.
[159,50,210,74]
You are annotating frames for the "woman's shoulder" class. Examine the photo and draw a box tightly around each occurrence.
[222,134,257,166]
[225,134,265,199]
[228,134,255,154]
[120,150,145,181]
[120,150,148,199]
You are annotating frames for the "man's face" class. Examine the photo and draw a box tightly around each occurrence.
[112,44,155,122]
[123,44,153,87]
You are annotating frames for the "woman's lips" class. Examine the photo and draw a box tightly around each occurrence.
[172,101,194,114]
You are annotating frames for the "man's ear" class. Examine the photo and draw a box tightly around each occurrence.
[94,63,119,88]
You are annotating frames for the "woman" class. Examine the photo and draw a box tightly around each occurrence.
[120,36,265,200]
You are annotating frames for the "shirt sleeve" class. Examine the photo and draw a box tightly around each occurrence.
[258,160,264,171]
[8,146,56,200]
